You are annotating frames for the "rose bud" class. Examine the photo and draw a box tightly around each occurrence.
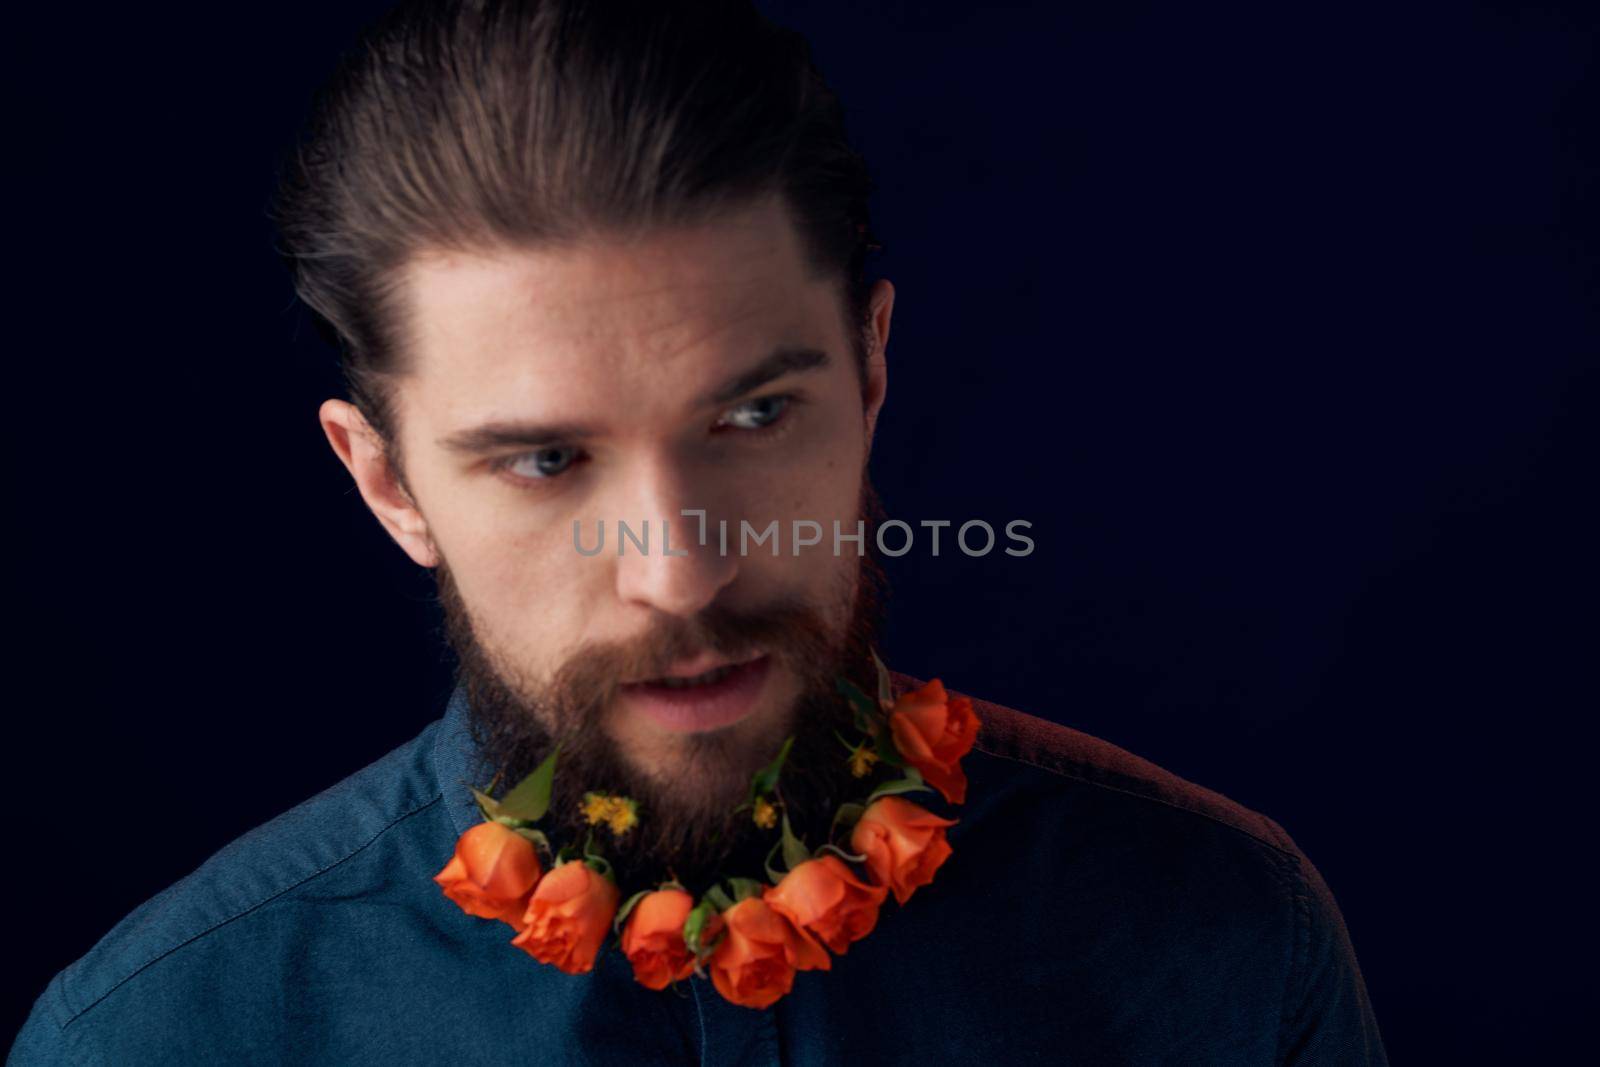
[850,796,957,906]
[510,859,620,975]
[765,856,887,955]
[707,896,830,1010]
[887,678,981,804]
[620,887,698,990]
[432,821,542,930]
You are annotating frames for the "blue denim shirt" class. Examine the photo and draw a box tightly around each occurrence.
[10,675,1386,1065]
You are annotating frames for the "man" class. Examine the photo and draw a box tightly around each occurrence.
[10,1,1386,1063]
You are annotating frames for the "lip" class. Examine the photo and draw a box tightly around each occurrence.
[623,649,763,684]
[618,654,773,734]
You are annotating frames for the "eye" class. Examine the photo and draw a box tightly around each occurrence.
[499,445,583,480]
[717,394,791,431]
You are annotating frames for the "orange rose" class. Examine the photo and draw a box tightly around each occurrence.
[620,888,698,990]
[432,820,542,930]
[510,859,620,974]
[764,856,888,955]
[707,896,830,1009]
[888,678,981,804]
[850,796,957,905]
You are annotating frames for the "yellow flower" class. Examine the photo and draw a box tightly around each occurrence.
[752,797,778,829]
[582,792,614,827]
[848,745,880,778]
[606,797,639,835]
[582,792,640,835]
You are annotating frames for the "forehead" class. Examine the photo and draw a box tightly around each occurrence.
[394,196,845,405]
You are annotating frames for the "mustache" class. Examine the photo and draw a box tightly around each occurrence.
[540,598,841,725]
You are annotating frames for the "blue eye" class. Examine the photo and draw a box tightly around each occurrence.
[504,445,581,479]
[719,395,790,430]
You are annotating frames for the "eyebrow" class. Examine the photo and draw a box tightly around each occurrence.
[436,344,831,455]
[437,418,597,455]
[699,344,830,407]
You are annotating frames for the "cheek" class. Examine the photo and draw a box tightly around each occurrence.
[731,395,867,583]
[797,405,868,527]
[754,387,868,514]
[423,483,599,671]
[744,466,865,603]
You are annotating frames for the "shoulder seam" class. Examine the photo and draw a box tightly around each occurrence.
[1276,847,1314,1062]
[61,790,446,1031]
[892,671,1296,860]
[39,967,73,1036]
[972,737,1298,860]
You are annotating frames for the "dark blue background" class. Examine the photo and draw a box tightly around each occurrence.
[6,1,1595,1060]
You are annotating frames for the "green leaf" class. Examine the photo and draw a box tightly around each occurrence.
[749,735,795,799]
[872,727,906,768]
[871,648,895,709]
[579,833,615,880]
[684,898,719,956]
[726,876,766,902]
[817,842,867,864]
[779,813,811,872]
[512,827,550,854]
[836,676,878,721]
[867,768,933,804]
[705,884,736,912]
[497,744,561,822]
[469,787,502,822]
[764,838,786,885]
[856,705,881,736]
[829,802,867,840]
[614,888,652,934]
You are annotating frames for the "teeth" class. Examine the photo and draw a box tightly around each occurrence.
[655,664,737,689]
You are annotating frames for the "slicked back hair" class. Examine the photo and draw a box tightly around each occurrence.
[270,0,881,474]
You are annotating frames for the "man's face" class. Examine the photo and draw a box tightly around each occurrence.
[323,195,892,874]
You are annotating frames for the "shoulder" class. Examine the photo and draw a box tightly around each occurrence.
[937,675,1297,856]
[900,674,1386,1063]
[13,718,448,1054]
[891,670,1307,918]
[895,671,1320,933]
[942,674,1312,945]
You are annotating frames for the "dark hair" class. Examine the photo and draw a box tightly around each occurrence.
[270,0,881,468]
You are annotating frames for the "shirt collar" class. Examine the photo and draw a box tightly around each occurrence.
[429,680,486,840]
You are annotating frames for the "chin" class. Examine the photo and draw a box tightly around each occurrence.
[613,690,796,794]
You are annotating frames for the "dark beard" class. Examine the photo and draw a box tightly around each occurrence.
[435,487,891,899]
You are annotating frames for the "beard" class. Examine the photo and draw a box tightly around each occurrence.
[435,482,891,898]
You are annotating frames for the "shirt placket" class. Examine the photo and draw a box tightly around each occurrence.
[687,974,783,1067]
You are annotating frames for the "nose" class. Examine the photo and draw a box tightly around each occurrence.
[609,455,739,619]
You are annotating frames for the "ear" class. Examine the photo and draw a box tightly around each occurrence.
[318,399,440,568]
[861,278,894,451]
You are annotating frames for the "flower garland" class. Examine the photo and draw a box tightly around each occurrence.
[433,653,982,1009]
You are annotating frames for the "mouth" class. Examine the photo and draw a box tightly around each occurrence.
[618,653,773,734]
